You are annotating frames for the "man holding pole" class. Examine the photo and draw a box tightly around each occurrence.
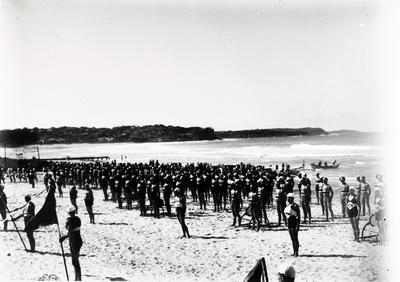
[60,206,83,281]
[14,194,36,252]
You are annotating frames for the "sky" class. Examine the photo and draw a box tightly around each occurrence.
[0,0,390,131]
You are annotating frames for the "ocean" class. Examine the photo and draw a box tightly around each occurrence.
[8,131,383,189]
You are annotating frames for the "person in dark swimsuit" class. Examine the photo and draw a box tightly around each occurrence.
[284,193,300,257]
[230,183,242,227]
[60,206,83,281]
[339,176,349,218]
[84,185,94,224]
[248,186,261,231]
[347,187,360,241]
[69,185,78,214]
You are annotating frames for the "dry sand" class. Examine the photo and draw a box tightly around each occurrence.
[0,177,388,281]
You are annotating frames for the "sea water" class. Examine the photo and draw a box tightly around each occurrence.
[9,132,384,189]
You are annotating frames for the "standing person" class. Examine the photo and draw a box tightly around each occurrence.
[299,177,311,224]
[230,183,242,227]
[315,173,321,205]
[138,181,147,216]
[59,206,83,281]
[257,179,269,225]
[69,185,78,214]
[123,179,133,210]
[321,177,334,221]
[174,188,190,238]
[84,185,95,224]
[347,187,360,241]
[109,176,116,202]
[150,184,160,218]
[275,183,287,226]
[114,180,123,209]
[339,176,349,218]
[359,176,371,216]
[248,186,261,231]
[100,176,109,201]
[211,177,220,212]
[56,175,63,197]
[24,195,36,252]
[28,170,35,188]
[355,176,362,212]
[197,176,207,210]
[0,185,8,231]
[284,193,300,257]
[14,195,35,252]
[43,171,50,191]
[162,183,172,216]
[374,189,385,245]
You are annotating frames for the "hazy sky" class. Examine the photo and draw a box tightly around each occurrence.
[0,0,386,131]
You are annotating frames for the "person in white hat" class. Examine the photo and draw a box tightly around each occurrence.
[60,205,83,281]
[278,262,296,281]
[284,193,300,257]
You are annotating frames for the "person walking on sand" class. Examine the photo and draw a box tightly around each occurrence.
[284,193,300,257]
[321,177,334,221]
[339,176,349,218]
[174,188,190,238]
[60,206,83,281]
[347,187,360,241]
[359,176,371,216]
[84,185,95,224]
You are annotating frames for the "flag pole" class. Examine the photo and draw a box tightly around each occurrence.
[56,214,69,281]
[0,197,28,251]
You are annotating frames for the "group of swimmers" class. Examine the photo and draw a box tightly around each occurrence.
[1,160,386,252]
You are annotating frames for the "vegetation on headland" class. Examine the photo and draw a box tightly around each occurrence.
[0,125,330,147]
[216,127,328,139]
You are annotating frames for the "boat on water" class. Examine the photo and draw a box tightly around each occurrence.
[310,162,340,170]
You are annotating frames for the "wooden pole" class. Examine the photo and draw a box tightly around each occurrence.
[56,220,69,281]
[36,146,40,160]
[4,146,7,170]
[0,196,28,251]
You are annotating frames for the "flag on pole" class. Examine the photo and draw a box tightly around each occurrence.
[24,188,58,231]
[243,257,269,282]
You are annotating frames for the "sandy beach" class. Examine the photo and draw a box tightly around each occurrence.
[0,175,388,281]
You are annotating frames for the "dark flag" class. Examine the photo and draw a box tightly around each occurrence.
[24,188,58,231]
[243,257,269,282]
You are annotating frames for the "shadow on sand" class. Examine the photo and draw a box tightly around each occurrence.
[33,250,87,257]
[299,254,366,258]
[97,222,129,226]
[191,235,229,240]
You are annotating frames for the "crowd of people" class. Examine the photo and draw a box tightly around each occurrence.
[0,160,386,280]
